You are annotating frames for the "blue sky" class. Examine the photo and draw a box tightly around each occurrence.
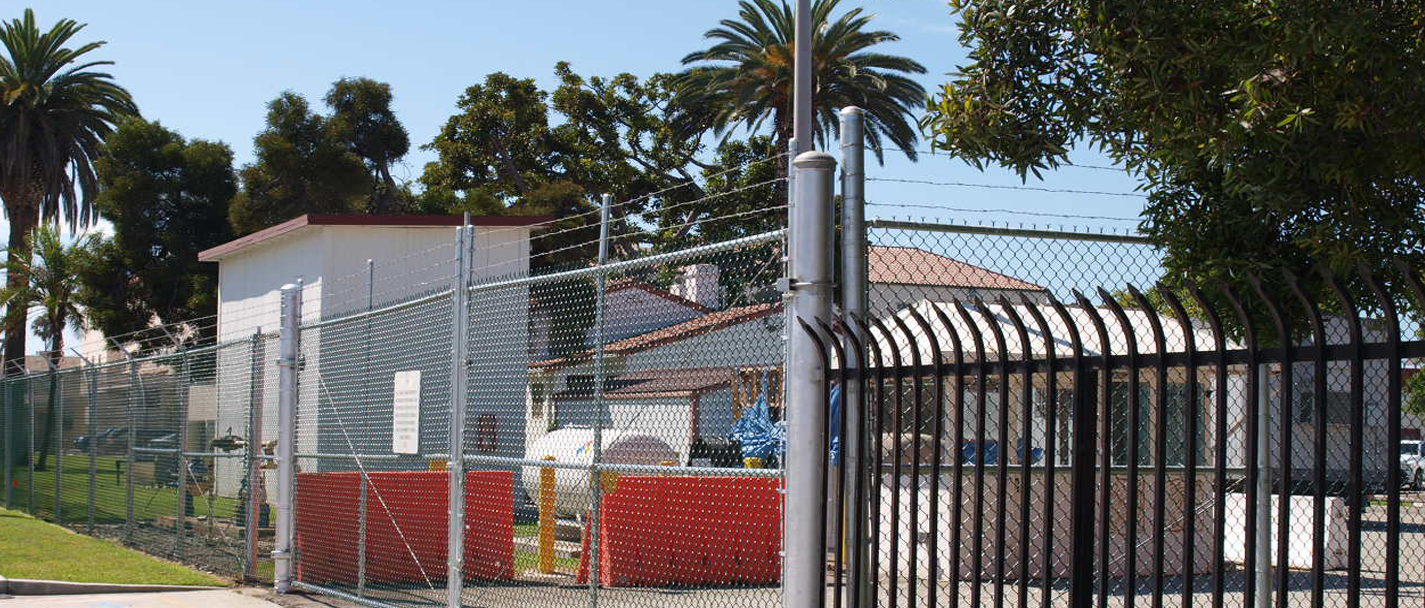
[21,0,1150,353]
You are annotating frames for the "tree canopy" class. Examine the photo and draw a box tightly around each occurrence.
[921,1,1425,312]
[231,79,413,234]
[419,63,784,267]
[79,117,235,347]
[674,0,926,164]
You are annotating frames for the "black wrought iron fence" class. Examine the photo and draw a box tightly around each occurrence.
[803,264,1425,608]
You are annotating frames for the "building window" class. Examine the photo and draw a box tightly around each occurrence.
[475,414,498,453]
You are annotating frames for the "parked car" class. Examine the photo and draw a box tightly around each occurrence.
[1401,440,1425,490]
[72,427,128,454]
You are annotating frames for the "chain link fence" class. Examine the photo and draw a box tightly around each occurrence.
[1,332,281,582]
[852,218,1424,608]
[284,225,789,608]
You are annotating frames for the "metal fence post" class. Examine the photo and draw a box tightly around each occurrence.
[49,357,61,522]
[1255,363,1272,608]
[28,376,34,513]
[447,222,472,608]
[786,150,836,608]
[274,281,302,593]
[4,377,11,509]
[74,352,98,535]
[119,343,141,545]
[838,106,868,608]
[359,259,373,598]
[175,351,191,560]
[589,193,612,605]
[245,329,264,581]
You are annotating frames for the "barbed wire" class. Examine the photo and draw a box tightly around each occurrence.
[867,176,1147,198]
[867,201,1142,222]
[913,149,1127,172]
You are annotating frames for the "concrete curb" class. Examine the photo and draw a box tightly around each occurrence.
[0,575,223,596]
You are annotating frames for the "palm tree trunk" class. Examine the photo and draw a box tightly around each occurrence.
[2,197,36,378]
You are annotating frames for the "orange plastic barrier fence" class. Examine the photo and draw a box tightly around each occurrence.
[296,470,515,585]
[577,476,782,587]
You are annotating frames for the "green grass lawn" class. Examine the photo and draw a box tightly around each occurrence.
[7,454,238,524]
[512,523,580,573]
[0,507,226,585]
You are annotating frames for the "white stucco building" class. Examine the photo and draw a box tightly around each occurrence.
[198,213,545,494]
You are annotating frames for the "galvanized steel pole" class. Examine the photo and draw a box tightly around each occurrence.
[838,106,868,608]
[245,329,263,581]
[793,0,812,156]
[589,193,612,604]
[359,259,373,598]
[51,357,61,521]
[175,351,191,560]
[448,222,473,608]
[273,281,302,593]
[786,151,836,608]
[1255,364,1273,608]
[74,351,99,535]
[2,378,9,509]
[121,343,141,545]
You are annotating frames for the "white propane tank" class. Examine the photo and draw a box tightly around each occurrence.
[521,428,680,517]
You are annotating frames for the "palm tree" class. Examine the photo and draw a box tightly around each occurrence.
[0,225,91,470]
[0,9,137,375]
[674,0,926,164]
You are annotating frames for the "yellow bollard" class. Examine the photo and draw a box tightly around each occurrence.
[538,456,557,574]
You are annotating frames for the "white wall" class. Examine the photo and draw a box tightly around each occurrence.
[211,223,533,501]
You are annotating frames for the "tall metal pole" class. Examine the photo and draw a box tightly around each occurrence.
[73,351,98,535]
[273,281,302,593]
[589,193,612,602]
[448,223,473,608]
[838,107,868,608]
[786,151,836,608]
[793,0,813,156]
[119,341,140,545]
[245,329,263,581]
[3,377,10,509]
[50,357,61,522]
[1255,364,1273,608]
[358,259,373,598]
[175,351,191,560]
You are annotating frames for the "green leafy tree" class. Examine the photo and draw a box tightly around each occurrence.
[921,1,1425,315]
[674,0,927,163]
[325,77,411,214]
[1,225,91,470]
[78,118,235,347]
[0,9,137,373]
[422,64,792,267]
[1407,370,1425,419]
[230,92,371,234]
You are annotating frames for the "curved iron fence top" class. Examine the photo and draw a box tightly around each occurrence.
[866,299,1233,364]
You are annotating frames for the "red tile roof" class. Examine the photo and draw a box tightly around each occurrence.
[607,278,713,314]
[867,246,1046,291]
[531,302,781,370]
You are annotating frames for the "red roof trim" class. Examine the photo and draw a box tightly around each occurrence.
[198,213,554,261]
[532,302,781,370]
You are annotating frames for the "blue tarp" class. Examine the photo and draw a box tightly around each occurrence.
[730,382,844,466]
[730,391,785,461]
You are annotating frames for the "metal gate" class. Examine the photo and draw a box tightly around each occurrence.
[806,264,1425,608]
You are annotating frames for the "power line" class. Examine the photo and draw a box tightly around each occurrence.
[867,201,1141,222]
[866,176,1147,198]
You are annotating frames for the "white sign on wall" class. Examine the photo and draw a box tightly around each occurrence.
[392,371,422,454]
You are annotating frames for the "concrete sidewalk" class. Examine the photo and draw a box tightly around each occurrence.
[0,588,280,607]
